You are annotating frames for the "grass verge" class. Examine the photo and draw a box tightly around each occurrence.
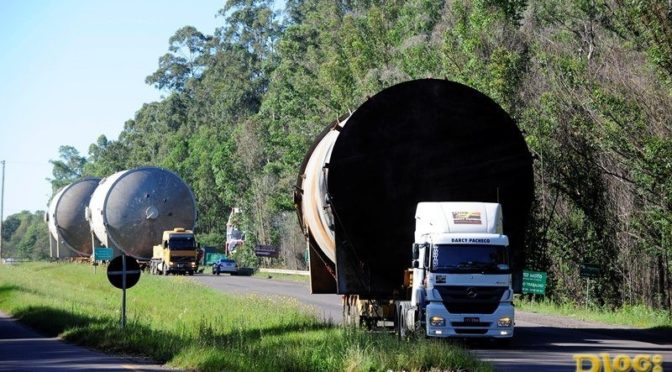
[516,296,672,329]
[0,262,490,372]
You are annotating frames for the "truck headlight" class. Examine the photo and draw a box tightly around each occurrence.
[430,316,445,327]
[497,317,512,327]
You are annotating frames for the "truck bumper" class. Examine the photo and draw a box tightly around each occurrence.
[168,263,197,272]
[424,302,514,338]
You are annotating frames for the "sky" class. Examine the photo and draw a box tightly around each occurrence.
[0,0,229,217]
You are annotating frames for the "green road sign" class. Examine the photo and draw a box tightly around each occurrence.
[94,247,114,261]
[205,252,227,266]
[522,270,547,295]
[580,263,600,278]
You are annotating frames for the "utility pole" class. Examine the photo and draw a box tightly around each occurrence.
[0,160,5,261]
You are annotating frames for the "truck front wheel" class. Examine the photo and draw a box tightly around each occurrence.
[395,303,408,340]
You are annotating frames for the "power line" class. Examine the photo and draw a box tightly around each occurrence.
[1,160,51,167]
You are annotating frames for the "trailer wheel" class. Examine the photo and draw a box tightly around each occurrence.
[342,297,360,327]
[394,303,402,340]
[397,304,408,340]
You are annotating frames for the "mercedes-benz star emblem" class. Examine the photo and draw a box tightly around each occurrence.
[466,287,478,298]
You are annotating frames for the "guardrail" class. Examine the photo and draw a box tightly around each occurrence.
[1,258,31,264]
[258,268,310,276]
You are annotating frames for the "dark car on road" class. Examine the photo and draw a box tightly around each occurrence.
[212,258,238,275]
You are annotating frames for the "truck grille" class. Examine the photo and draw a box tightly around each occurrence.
[434,286,506,315]
[451,321,491,327]
[455,328,488,335]
[172,256,193,263]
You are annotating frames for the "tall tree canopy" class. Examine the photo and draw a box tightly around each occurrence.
[48,145,87,192]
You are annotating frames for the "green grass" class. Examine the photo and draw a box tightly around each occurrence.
[0,262,490,372]
[516,296,672,329]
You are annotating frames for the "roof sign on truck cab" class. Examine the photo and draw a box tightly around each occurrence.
[451,211,482,225]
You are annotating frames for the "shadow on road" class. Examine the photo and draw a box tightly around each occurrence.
[461,325,671,350]
[461,325,672,372]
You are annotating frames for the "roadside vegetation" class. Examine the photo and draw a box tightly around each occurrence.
[0,262,490,372]
[517,297,672,329]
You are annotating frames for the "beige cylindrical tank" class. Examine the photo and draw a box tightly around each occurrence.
[46,177,101,257]
[300,117,349,264]
[88,166,196,259]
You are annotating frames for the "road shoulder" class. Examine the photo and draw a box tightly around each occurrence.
[0,310,173,371]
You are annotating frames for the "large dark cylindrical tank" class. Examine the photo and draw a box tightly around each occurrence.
[88,166,196,259]
[296,79,534,297]
[46,177,101,257]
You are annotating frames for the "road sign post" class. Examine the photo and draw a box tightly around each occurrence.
[580,263,600,308]
[93,247,114,274]
[122,255,127,328]
[107,255,141,328]
[580,263,600,279]
[522,270,547,296]
[254,245,279,258]
[94,247,114,261]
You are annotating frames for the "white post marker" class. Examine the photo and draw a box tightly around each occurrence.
[106,255,141,328]
[122,255,127,328]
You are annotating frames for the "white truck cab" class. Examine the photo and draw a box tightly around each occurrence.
[409,202,514,339]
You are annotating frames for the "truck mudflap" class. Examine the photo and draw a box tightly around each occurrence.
[424,302,514,338]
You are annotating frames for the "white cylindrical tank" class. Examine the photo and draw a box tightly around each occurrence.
[46,177,101,257]
[88,166,196,258]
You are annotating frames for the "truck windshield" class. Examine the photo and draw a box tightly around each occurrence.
[168,238,195,249]
[431,244,509,274]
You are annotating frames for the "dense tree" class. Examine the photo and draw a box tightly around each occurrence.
[42,0,670,310]
[145,26,213,92]
[0,211,50,260]
[47,146,87,192]
[83,135,128,177]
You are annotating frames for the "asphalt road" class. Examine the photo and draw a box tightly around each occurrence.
[191,274,672,372]
[0,311,170,372]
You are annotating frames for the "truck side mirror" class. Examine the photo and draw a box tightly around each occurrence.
[412,244,420,260]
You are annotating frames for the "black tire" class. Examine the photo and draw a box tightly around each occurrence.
[188,270,194,276]
[398,306,408,340]
[394,303,402,340]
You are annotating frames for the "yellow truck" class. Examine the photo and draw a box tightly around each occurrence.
[149,228,199,275]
